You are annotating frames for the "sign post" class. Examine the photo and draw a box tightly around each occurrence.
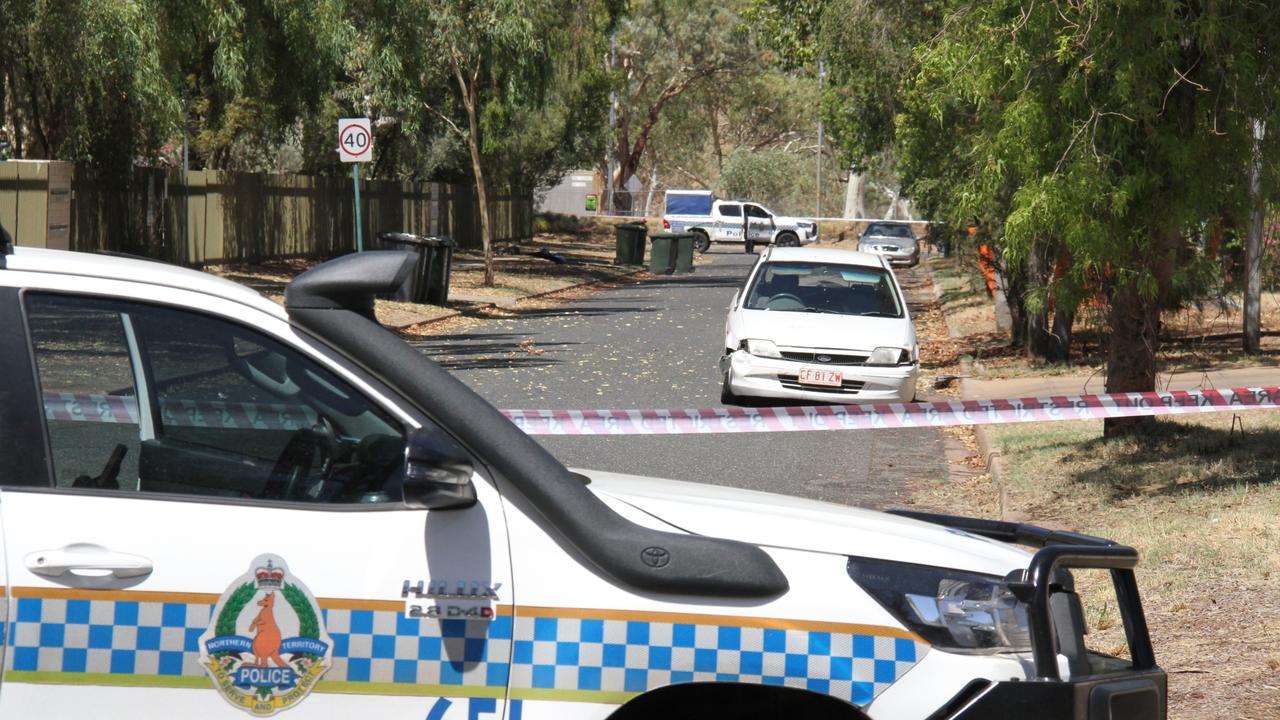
[338,118,373,252]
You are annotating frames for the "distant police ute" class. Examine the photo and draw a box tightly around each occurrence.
[0,237,1165,719]
[663,189,819,253]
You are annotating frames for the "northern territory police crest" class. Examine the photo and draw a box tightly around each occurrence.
[199,554,332,715]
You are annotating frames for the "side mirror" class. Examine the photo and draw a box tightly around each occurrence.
[403,428,477,509]
[730,290,740,309]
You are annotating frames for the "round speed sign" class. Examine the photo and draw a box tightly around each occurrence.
[338,118,372,162]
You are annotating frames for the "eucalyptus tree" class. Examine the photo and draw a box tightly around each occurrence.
[0,0,349,177]
[607,0,760,210]
[904,0,1280,434]
[362,0,615,284]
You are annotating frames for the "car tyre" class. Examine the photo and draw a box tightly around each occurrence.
[720,370,739,405]
[775,232,800,247]
[692,231,711,254]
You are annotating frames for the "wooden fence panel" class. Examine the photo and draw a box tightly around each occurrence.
[0,161,532,263]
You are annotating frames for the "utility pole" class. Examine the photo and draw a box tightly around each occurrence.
[816,59,825,219]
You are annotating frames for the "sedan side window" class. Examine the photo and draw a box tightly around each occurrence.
[27,294,408,504]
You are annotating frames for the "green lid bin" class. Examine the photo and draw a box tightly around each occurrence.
[377,232,456,304]
[423,235,457,305]
[614,223,647,266]
[649,232,678,275]
[673,232,696,274]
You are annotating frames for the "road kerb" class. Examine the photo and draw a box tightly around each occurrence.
[922,255,1009,510]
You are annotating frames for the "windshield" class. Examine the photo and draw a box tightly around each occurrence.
[863,224,915,239]
[744,262,903,317]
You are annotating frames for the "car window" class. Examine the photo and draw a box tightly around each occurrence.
[744,262,903,317]
[863,224,915,239]
[718,203,743,217]
[28,301,144,489]
[26,294,408,504]
[745,205,771,219]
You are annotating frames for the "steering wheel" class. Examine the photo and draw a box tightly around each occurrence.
[765,293,805,310]
[264,419,335,501]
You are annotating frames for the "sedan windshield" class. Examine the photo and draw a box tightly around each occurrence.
[744,262,903,317]
[863,224,915,239]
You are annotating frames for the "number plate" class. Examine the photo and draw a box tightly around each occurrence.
[798,367,842,387]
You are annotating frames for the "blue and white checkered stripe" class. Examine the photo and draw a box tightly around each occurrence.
[10,596,212,677]
[8,596,511,688]
[323,608,511,686]
[8,595,925,706]
[508,616,925,706]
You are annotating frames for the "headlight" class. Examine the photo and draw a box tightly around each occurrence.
[848,557,1031,653]
[866,346,909,365]
[857,243,872,253]
[741,339,782,358]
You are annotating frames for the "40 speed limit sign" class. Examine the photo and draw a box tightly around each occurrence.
[338,118,372,162]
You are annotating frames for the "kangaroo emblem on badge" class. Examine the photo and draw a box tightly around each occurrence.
[200,554,333,716]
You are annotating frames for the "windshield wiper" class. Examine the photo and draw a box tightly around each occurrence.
[860,311,900,317]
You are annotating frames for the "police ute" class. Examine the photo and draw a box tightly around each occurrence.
[662,189,819,253]
[0,237,1165,719]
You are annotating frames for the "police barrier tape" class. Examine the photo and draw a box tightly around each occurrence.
[42,387,1280,435]
[42,392,317,431]
[502,386,1280,436]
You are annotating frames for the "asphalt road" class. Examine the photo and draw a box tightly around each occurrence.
[412,249,949,508]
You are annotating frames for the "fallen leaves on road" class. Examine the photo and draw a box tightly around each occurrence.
[514,339,545,356]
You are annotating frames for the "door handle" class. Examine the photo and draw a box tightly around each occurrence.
[26,543,154,579]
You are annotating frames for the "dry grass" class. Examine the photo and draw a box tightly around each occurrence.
[910,256,1280,717]
[910,414,1280,719]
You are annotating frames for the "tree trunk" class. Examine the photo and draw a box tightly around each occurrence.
[643,154,658,219]
[453,57,494,286]
[885,187,900,220]
[1103,281,1161,436]
[1026,244,1053,360]
[1245,118,1265,354]
[1049,305,1074,362]
[1001,263,1028,347]
[843,172,866,219]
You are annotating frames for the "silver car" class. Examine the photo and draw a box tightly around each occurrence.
[857,222,920,267]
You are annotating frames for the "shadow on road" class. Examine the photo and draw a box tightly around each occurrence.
[505,304,661,320]
[411,333,578,371]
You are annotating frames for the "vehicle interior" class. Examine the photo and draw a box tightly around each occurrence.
[28,293,408,504]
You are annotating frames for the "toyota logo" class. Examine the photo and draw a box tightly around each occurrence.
[816,355,832,363]
[641,547,671,568]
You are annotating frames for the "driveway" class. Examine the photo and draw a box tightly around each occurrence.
[412,250,950,508]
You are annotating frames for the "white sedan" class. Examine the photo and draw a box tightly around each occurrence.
[721,246,919,404]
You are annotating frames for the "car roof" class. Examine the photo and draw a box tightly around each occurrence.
[763,246,886,267]
[4,247,287,318]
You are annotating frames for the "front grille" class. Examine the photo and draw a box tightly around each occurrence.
[777,374,866,394]
[780,351,869,365]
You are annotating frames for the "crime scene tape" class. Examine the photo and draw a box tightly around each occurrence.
[502,386,1280,436]
[42,387,1280,436]
[42,392,317,431]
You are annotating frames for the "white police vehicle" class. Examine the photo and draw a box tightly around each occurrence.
[0,237,1163,719]
[662,190,819,253]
